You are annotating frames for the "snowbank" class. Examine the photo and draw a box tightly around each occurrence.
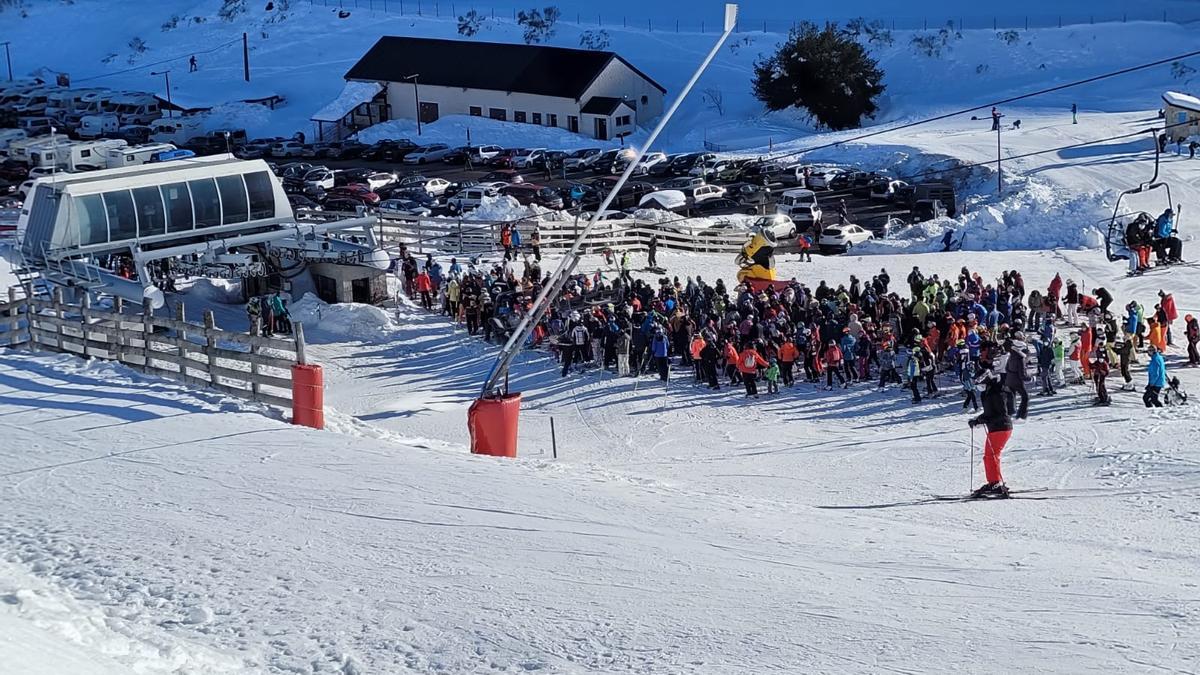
[470,194,556,222]
[289,293,396,341]
[180,277,243,305]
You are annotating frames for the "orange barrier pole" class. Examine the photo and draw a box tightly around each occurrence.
[291,322,325,430]
[468,392,521,458]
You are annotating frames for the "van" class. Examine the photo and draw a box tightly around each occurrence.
[148,118,201,145]
[776,188,823,229]
[29,138,127,171]
[114,99,162,126]
[12,89,55,117]
[447,186,499,213]
[104,142,178,168]
[77,114,120,139]
[17,116,55,137]
[685,184,726,203]
[0,129,28,155]
[5,135,54,163]
[45,88,104,122]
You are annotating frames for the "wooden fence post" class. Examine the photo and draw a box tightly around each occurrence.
[142,303,154,372]
[176,302,189,378]
[80,293,91,359]
[8,287,22,347]
[113,297,125,363]
[204,310,219,387]
[52,287,64,352]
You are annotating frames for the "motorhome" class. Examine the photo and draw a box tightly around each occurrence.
[0,129,27,155]
[77,114,121,139]
[104,142,179,168]
[45,88,107,122]
[109,93,162,126]
[5,134,54,163]
[29,138,127,172]
[149,117,204,145]
[12,88,57,117]
[0,85,42,112]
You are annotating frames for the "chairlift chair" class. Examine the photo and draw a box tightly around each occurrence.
[1104,129,1178,262]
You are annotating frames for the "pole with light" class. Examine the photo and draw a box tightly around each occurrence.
[467,4,741,457]
[995,112,1002,194]
[403,73,421,136]
[151,69,172,118]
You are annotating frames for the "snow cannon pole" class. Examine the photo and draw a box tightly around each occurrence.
[469,4,741,458]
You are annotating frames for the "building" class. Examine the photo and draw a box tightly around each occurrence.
[329,36,666,141]
[1162,91,1200,141]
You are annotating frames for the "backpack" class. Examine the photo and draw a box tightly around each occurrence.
[742,352,758,369]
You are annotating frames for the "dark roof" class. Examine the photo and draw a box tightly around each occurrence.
[580,97,628,115]
[344,37,665,99]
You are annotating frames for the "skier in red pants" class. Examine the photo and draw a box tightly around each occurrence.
[968,361,1014,498]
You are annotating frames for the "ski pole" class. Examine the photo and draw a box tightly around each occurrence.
[969,425,976,494]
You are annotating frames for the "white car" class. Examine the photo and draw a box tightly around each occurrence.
[753,214,797,240]
[447,186,499,213]
[365,171,398,191]
[807,168,844,190]
[819,223,874,251]
[562,148,601,170]
[686,184,726,203]
[468,144,503,162]
[869,179,908,201]
[303,167,337,191]
[403,143,452,164]
[776,188,823,229]
[378,199,432,218]
[511,148,546,169]
[423,177,450,196]
[269,140,305,158]
[633,152,668,175]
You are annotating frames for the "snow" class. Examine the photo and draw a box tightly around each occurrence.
[1162,90,1200,112]
[288,294,398,341]
[311,81,382,123]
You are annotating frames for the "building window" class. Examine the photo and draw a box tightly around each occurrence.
[489,108,506,121]
[80,149,91,158]
[469,106,482,117]
[532,112,542,125]
[567,116,579,133]
[547,113,558,127]
[514,111,526,123]
[641,95,648,105]
[189,178,222,228]
[132,185,166,237]
[616,115,632,126]
[162,182,193,233]
[74,194,108,245]
[216,174,249,224]
[244,171,276,220]
[102,190,137,241]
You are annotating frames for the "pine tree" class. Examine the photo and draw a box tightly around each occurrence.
[752,22,885,131]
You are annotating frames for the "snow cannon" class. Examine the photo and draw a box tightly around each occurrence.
[468,392,521,458]
[735,228,781,291]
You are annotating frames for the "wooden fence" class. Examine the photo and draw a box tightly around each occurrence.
[305,210,755,257]
[1,287,303,409]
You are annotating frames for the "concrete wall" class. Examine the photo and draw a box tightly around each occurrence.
[309,263,388,304]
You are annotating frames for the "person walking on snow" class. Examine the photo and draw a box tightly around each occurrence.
[651,328,671,381]
[1145,344,1167,407]
[647,234,659,269]
[738,343,768,398]
[189,55,198,72]
[764,357,780,394]
[1071,103,1077,124]
[1186,314,1200,366]
[969,363,1014,498]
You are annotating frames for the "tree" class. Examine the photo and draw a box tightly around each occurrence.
[752,22,885,131]
[517,6,560,44]
[458,9,483,37]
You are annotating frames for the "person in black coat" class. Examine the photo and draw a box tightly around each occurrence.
[969,364,1014,497]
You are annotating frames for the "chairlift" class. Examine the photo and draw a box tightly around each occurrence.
[1105,130,1177,262]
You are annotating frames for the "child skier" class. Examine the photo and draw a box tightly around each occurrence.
[960,351,979,411]
[764,357,781,394]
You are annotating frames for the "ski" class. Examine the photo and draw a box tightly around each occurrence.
[928,487,1052,501]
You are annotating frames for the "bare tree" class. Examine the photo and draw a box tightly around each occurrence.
[702,88,725,116]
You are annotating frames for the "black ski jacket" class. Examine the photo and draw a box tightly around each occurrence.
[972,384,1013,433]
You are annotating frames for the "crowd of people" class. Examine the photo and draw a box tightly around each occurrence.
[396,243,1192,497]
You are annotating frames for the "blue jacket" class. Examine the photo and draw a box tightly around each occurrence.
[840,334,857,354]
[1147,352,1167,387]
[651,334,670,358]
[511,228,522,247]
[1155,213,1174,239]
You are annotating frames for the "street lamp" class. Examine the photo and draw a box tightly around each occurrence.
[151,69,172,118]
[1,42,12,82]
[402,73,421,136]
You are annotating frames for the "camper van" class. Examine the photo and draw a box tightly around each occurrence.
[776,188,823,229]
[16,116,55,137]
[104,142,178,168]
[77,114,121,139]
[110,93,162,126]
[44,88,103,122]
[0,129,27,155]
[28,138,127,172]
[5,135,54,163]
[148,118,203,145]
[12,88,56,117]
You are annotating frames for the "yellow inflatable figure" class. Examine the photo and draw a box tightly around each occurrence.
[735,228,778,286]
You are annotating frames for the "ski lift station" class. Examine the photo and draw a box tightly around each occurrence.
[8,155,389,308]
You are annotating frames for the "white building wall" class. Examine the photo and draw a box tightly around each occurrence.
[579,59,666,123]
[383,83,588,132]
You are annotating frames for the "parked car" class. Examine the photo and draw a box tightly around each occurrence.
[684,184,726,203]
[715,159,750,183]
[378,198,433,218]
[480,169,524,184]
[820,223,874,251]
[327,184,380,205]
[633,151,668,175]
[361,138,417,162]
[913,182,957,216]
[422,177,451,196]
[582,178,656,209]
[691,197,759,216]
[661,176,706,190]
[869,178,908,201]
[578,210,630,222]
[364,171,399,191]
[303,167,338,191]
[377,186,437,206]
[502,183,563,209]
[544,150,568,172]
[776,188,823,230]
[277,162,314,180]
[308,140,365,159]
[269,140,305,158]
[648,153,682,177]
[443,180,479,199]
[323,197,367,212]
[590,149,623,174]
[287,194,323,211]
[488,148,523,168]
[441,146,472,164]
[467,144,503,163]
[562,148,602,171]
[851,171,886,197]
[511,148,547,170]
[912,199,949,222]
[807,167,844,190]
[404,143,453,164]
[670,152,714,176]
[446,185,499,213]
[753,213,798,239]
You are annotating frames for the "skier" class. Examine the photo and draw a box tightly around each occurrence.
[969,363,1013,498]
[1090,336,1112,406]
[904,346,922,403]
[990,106,1001,131]
[647,234,659,269]
[1191,140,1199,160]
[246,295,261,333]
[738,342,768,398]
[1144,344,1167,407]
[651,327,670,381]
[415,268,433,310]
[823,339,847,390]
[189,55,198,72]
[1186,314,1200,366]
[778,337,798,386]
[1114,335,1135,390]
[1065,278,1079,325]
[700,337,720,389]
[960,348,979,411]
[764,357,780,395]
[1035,337,1056,396]
[1071,102,1077,124]
[878,342,899,391]
[1004,336,1030,419]
[619,250,633,286]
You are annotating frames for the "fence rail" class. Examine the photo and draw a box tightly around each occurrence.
[2,288,303,410]
[309,0,1197,33]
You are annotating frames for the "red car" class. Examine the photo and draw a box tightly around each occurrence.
[327,183,380,205]
[488,148,522,168]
